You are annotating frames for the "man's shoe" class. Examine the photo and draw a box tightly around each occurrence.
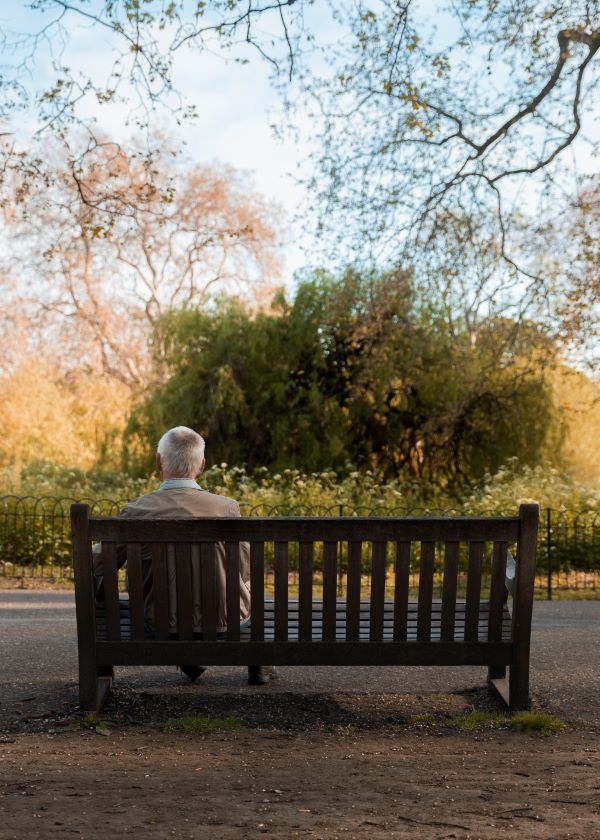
[179,665,207,682]
[248,665,277,685]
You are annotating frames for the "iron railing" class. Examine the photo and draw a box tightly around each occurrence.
[0,495,598,597]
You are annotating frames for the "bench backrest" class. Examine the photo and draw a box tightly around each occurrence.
[71,504,538,647]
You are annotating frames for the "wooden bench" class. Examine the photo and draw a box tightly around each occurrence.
[70,503,538,713]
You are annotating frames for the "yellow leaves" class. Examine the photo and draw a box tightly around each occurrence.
[39,79,67,103]
[0,361,131,470]
[95,88,116,104]
[84,223,111,239]
[406,35,419,53]
[406,112,435,140]
[531,30,542,56]
[431,53,450,79]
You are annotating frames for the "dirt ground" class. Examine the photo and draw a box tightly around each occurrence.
[1,689,600,840]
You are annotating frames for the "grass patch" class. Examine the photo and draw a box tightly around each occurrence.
[510,712,566,735]
[47,713,113,736]
[408,710,566,735]
[163,715,239,735]
[447,712,508,731]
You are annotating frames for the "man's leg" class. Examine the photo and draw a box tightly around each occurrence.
[144,619,208,682]
[242,621,278,684]
[248,665,277,684]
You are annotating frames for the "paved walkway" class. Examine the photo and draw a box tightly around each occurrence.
[1,591,598,729]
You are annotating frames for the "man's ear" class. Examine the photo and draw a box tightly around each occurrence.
[199,457,206,475]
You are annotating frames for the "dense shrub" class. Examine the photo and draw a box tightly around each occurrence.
[0,461,598,576]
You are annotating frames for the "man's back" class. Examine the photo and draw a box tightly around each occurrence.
[123,486,240,519]
[118,487,251,633]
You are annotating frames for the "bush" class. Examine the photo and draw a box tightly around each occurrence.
[0,460,598,575]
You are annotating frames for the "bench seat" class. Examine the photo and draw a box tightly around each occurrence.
[95,598,513,642]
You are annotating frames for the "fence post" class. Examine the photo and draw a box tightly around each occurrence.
[546,507,552,601]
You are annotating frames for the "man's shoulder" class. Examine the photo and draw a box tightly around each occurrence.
[121,488,240,518]
[120,490,165,515]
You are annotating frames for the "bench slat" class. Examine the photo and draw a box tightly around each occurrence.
[226,542,241,641]
[250,542,265,641]
[175,543,194,640]
[150,543,170,640]
[441,541,459,642]
[393,542,410,641]
[488,541,508,642]
[299,542,314,642]
[201,542,218,640]
[346,541,362,641]
[102,542,121,642]
[97,639,513,668]
[322,541,338,642]
[126,544,145,641]
[370,542,387,641]
[90,517,520,543]
[274,542,288,641]
[464,541,483,642]
[417,541,435,642]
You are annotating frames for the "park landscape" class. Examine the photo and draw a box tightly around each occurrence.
[1,1,600,838]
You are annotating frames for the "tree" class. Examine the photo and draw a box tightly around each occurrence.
[290,1,600,330]
[554,182,600,358]
[0,358,132,470]
[127,271,558,489]
[1,2,596,353]
[2,3,597,223]
[550,364,600,486]
[0,0,304,207]
[2,138,282,385]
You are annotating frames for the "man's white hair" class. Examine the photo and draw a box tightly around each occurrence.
[157,427,205,476]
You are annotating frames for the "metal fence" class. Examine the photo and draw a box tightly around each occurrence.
[0,495,599,598]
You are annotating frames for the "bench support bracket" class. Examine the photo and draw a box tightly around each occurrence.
[488,676,510,710]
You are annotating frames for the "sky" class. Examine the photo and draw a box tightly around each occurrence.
[2,2,597,291]
[2,1,343,286]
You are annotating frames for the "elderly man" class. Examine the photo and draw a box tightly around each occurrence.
[95,426,273,685]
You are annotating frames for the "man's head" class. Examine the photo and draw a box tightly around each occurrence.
[156,426,206,479]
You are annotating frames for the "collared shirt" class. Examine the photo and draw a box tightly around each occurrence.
[159,478,203,491]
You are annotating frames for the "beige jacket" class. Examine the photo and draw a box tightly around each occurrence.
[95,487,251,633]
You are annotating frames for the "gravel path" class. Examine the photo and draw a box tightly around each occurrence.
[1,591,598,729]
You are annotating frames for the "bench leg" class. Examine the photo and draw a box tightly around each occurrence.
[508,660,530,712]
[487,665,509,710]
[96,676,112,713]
[79,663,113,713]
[488,664,506,681]
[98,665,115,683]
[79,659,98,712]
[487,665,530,713]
